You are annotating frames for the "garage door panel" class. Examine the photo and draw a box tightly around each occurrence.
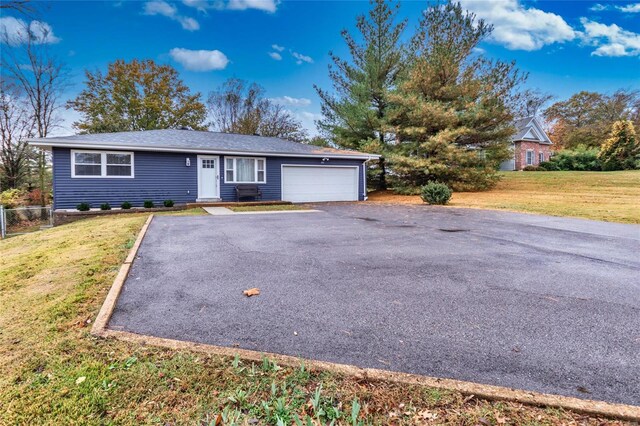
[282,166,359,202]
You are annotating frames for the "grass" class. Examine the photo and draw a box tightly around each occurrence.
[368,170,640,224]
[0,212,628,425]
[229,204,308,212]
[154,207,208,216]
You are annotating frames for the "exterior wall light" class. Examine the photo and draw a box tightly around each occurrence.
[186,158,191,167]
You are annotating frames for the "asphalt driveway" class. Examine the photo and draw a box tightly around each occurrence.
[108,204,640,405]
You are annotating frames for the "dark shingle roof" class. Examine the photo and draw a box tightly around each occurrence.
[511,116,552,144]
[28,129,379,159]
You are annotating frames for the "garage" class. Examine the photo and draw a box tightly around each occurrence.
[281,165,359,202]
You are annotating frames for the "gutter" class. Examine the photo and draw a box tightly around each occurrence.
[27,139,381,161]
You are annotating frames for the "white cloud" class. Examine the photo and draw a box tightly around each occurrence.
[0,17,60,45]
[590,3,608,11]
[459,0,576,50]
[268,51,282,60]
[617,3,640,12]
[181,0,210,12]
[271,43,284,51]
[177,16,200,30]
[291,51,313,64]
[590,2,640,13]
[270,96,311,107]
[581,18,640,57]
[143,1,200,31]
[169,47,229,70]
[295,110,322,136]
[144,0,176,16]
[49,106,82,137]
[227,0,277,12]
[182,0,278,13]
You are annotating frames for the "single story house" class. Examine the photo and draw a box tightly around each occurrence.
[500,116,553,171]
[28,129,379,210]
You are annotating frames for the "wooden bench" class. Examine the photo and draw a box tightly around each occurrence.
[235,184,262,202]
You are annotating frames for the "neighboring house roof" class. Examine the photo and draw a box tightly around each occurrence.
[511,116,552,144]
[27,129,380,160]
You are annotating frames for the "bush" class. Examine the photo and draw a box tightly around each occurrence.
[121,201,132,209]
[76,202,90,211]
[143,200,154,208]
[598,120,639,171]
[163,199,174,207]
[100,203,111,211]
[542,146,601,171]
[522,165,539,171]
[420,181,452,205]
[0,188,28,208]
[27,189,44,205]
[537,161,560,171]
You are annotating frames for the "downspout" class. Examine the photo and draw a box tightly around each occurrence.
[362,157,375,201]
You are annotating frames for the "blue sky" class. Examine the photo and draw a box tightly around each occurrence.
[1,0,639,136]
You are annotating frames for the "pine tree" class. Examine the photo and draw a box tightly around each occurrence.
[387,2,525,192]
[598,120,639,171]
[315,0,407,189]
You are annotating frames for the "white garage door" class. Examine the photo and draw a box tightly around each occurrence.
[281,165,359,202]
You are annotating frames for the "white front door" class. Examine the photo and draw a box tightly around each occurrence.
[198,156,219,199]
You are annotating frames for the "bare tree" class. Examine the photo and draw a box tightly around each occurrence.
[0,1,34,15]
[513,89,555,118]
[0,81,35,190]
[258,103,308,142]
[207,78,308,142]
[1,21,68,204]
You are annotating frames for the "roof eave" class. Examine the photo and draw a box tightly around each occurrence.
[27,139,381,160]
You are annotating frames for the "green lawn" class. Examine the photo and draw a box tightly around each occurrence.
[369,170,640,224]
[0,212,627,425]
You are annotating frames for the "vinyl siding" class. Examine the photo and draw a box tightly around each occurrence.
[219,156,366,202]
[52,148,366,209]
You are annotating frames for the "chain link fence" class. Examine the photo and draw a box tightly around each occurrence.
[0,205,53,239]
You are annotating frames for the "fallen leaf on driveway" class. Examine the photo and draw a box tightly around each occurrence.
[243,288,260,297]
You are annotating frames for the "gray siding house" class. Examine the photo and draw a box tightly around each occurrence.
[28,129,379,210]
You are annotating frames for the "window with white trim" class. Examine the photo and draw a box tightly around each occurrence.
[72,150,134,178]
[526,150,534,166]
[224,157,266,183]
[539,152,545,163]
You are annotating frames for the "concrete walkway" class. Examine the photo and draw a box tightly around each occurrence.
[203,206,321,216]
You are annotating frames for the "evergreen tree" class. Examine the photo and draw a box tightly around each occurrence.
[387,2,525,191]
[315,0,407,189]
[598,120,639,171]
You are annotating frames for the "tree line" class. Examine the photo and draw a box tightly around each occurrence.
[1,0,638,203]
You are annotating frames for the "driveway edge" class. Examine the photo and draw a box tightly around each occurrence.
[91,214,154,336]
[90,212,640,421]
[98,330,639,422]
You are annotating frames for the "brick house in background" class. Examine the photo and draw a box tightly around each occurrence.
[500,117,553,171]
